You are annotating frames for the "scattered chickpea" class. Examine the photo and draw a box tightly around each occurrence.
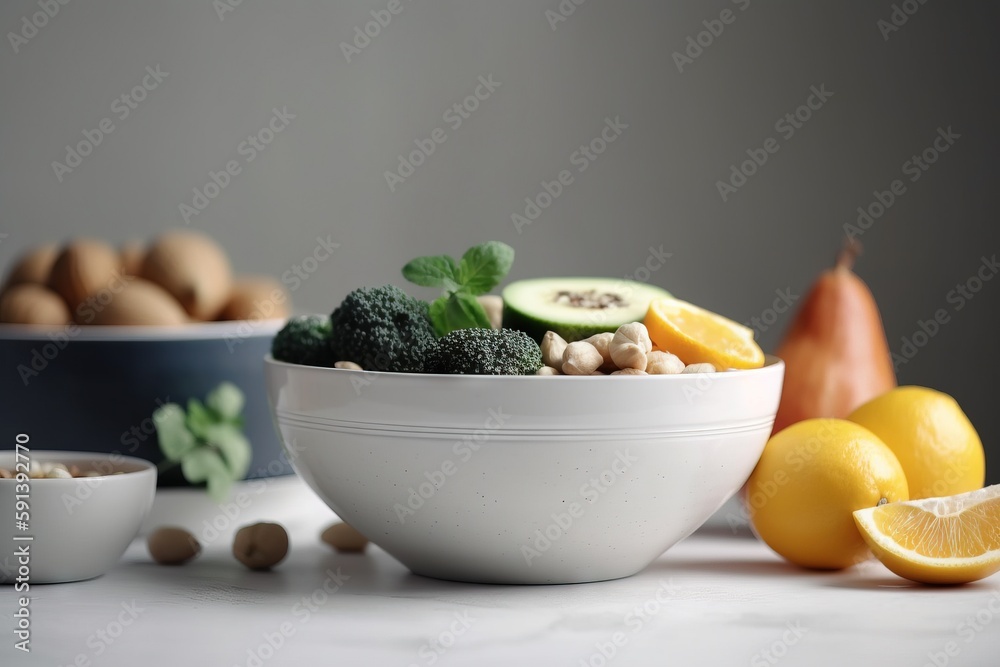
[540,331,568,369]
[334,361,363,370]
[148,527,201,565]
[610,323,652,371]
[536,366,560,376]
[562,341,604,375]
[682,363,718,374]
[233,522,289,570]
[321,522,369,553]
[583,332,617,373]
[646,350,685,375]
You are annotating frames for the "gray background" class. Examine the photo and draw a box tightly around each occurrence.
[1,1,998,482]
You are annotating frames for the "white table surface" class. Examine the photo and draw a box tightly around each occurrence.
[4,477,999,667]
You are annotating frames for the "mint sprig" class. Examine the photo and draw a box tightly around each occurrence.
[153,382,251,502]
[403,241,514,336]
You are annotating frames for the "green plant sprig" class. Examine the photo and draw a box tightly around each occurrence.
[153,382,252,502]
[402,241,514,336]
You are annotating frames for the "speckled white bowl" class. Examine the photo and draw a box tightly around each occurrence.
[0,450,156,584]
[265,356,784,584]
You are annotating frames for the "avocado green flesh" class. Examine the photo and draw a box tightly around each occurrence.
[501,278,672,342]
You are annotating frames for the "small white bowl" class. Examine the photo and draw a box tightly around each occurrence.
[0,450,156,584]
[265,355,784,584]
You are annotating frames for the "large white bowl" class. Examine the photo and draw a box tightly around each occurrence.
[0,450,156,584]
[265,356,784,584]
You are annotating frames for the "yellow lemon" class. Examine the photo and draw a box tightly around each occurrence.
[854,484,1000,585]
[848,386,985,500]
[746,418,909,569]
[643,298,764,369]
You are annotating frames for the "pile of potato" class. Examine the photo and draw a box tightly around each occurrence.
[0,230,290,326]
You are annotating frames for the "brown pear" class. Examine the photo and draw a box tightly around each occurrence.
[772,240,896,435]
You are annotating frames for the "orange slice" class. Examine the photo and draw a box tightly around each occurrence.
[643,298,764,369]
[853,485,1000,585]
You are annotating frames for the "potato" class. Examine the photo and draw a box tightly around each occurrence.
[48,239,122,312]
[141,230,232,320]
[119,240,145,276]
[0,284,72,325]
[1,243,59,290]
[218,276,291,321]
[85,278,188,326]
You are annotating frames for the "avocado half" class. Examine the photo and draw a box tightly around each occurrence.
[501,277,672,342]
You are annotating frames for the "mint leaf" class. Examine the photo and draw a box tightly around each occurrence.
[185,398,214,440]
[153,404,196,462]
[457,242,514,295]
[180,448,228,484]
[429,292,493,336]
[205,423,252,480]
[402,255,460,291]
[206,382,244,421]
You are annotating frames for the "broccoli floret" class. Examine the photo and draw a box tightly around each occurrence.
[330,285,437,372]
[426,328,542,375]
[271,315,336,367]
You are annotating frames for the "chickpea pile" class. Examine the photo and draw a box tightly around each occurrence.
[538,322,721,376]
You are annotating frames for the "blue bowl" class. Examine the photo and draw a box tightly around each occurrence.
[0,321,291,485]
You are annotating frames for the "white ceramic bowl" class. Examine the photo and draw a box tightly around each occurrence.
[0,450,156,584]
[265,356,784,584]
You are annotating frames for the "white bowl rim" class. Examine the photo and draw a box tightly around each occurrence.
[264,353,784,379]
[0,319,284,342]
[0,450,157,480]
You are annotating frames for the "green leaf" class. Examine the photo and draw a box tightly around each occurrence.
[457,242,514,295]
[185,398,214,440]
[206,382,245,421]
[180,447,228,485]
[204,423,252,480]
[402,255,460,291]
[206,470,233,503]
[429,292,493,336]
[153,404,197,462]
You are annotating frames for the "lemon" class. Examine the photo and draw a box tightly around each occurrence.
[848,386,985,500]
[643,298,764,370]
[745,418,909,569]
[854,485,1000,585]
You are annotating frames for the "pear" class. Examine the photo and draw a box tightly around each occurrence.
[771,240,896,435]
